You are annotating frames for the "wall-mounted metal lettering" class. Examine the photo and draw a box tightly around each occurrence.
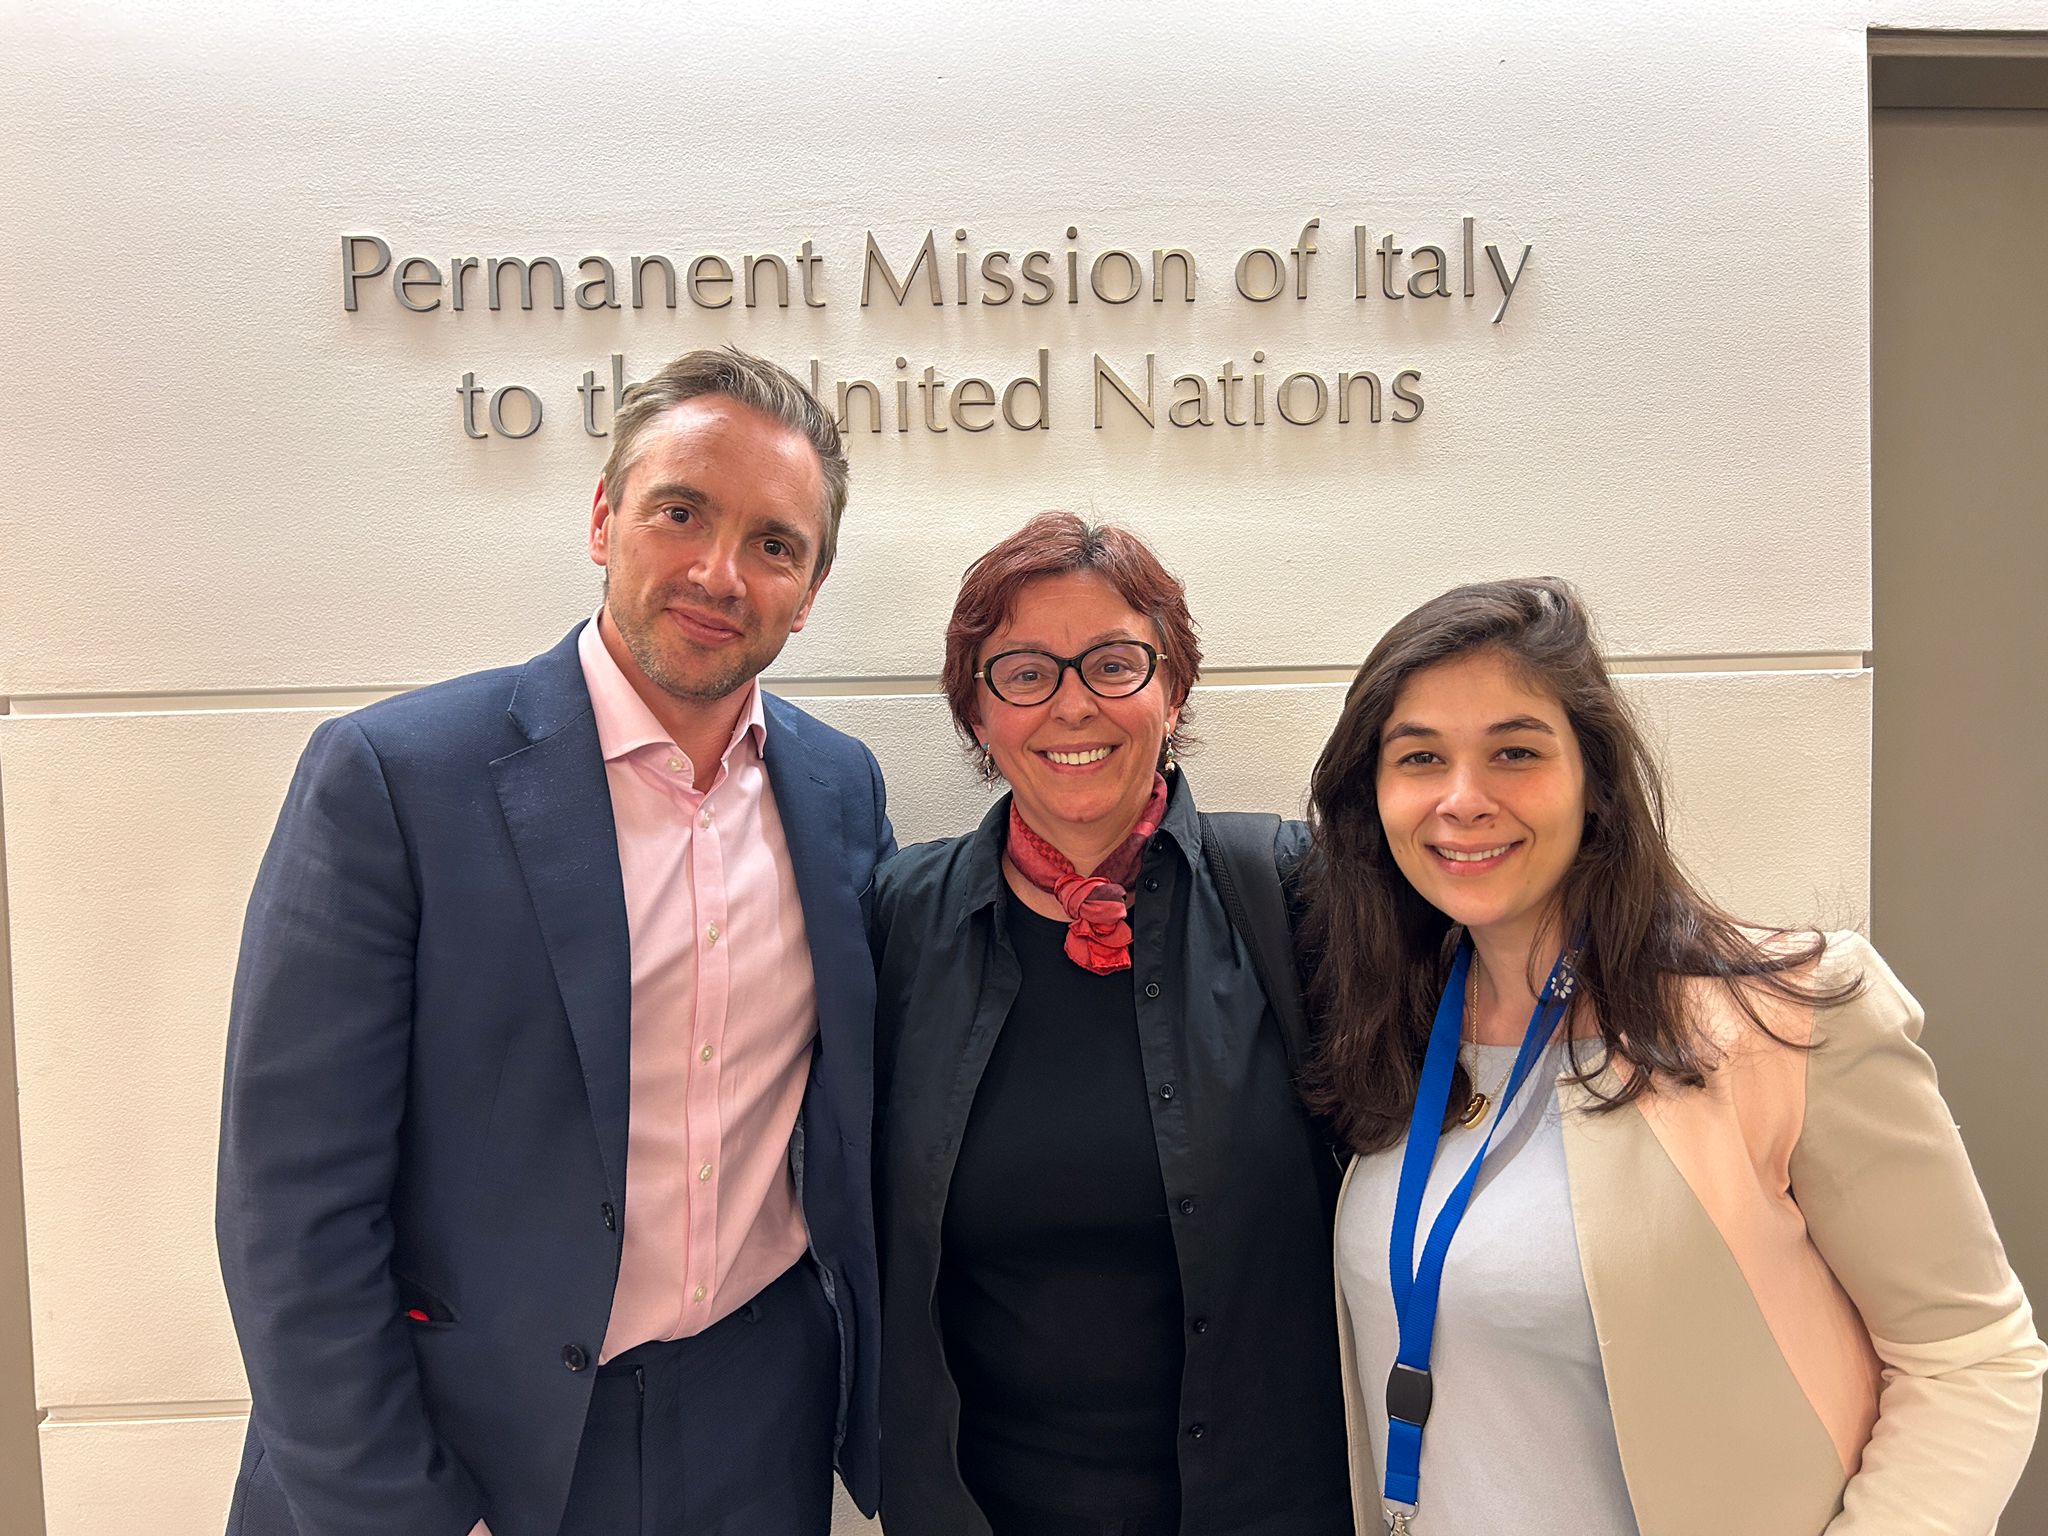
[344,220,1529,319]
[340,216,1524,439]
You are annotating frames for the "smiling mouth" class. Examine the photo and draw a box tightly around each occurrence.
[669,607,744,642]
[1039,746,1115,767]
[1430,842,1520,867]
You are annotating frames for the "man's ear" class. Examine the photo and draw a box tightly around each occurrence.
[788,563,832,635]
[588,478,613,568]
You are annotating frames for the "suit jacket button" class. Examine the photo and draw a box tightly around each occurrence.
[562,1344,590,1372]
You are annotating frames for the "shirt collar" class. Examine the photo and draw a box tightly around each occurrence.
[1151,766,1204,865]
[577,611,768,768]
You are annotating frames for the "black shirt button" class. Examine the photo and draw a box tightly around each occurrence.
[1144,982,1161,999]
[1188,1422,1207,1440]
[1158,1083,1175,1101]
[1151,836,1168,853]
[1143,876,1160,893]
[562,1344,590,1372]
[601,1202,617,1232]
[1190,1316,1209,1334]
[1178,1197,1197,1216]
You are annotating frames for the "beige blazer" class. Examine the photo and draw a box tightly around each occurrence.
[1336,933,2044,1535]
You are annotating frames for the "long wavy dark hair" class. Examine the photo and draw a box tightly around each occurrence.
[1298,577,1861,1155]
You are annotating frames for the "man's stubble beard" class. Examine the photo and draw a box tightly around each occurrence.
[609,578,775,706]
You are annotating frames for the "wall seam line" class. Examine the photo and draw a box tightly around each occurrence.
[41,1400,253,1425]
[0,652,1875,718]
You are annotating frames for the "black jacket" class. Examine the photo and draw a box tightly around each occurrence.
[869,775,1351,1536]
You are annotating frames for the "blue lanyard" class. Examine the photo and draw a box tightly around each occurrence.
[1381,938,1579,1533]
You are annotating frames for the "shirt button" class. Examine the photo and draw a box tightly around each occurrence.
[701,808,714,827]
[699,1163,713,1182]
[1144,982,1161,999]
[562,1344,589,1372]
[706,923,720,946]
[1143,876,1160,893]
[1151,836,1168,853]
[1178,1197,1197,1216]
[1190,1317,1209,1335]
[1187,1422,1206,1440]
[601,1202,617,1232]
[666,756,684,773]
[1158,1083,1175,1101]
[693,1285,707,1303]
[700,1045,714,1062]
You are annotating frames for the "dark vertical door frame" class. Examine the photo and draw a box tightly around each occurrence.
[0,760,48,1536]
[1869,25,2048,1532]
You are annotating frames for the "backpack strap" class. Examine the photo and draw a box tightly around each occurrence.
[1199,810,1312,1081]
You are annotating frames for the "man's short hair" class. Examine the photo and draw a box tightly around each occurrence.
[601,346,848,579]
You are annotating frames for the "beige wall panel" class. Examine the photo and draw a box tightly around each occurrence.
[0,3,1883,700]
[2,711,343,1409]
[1617,670,1874,930]
[2,668,1866,1413]
[38,1415,245,1536]
[834,1488,877,1534]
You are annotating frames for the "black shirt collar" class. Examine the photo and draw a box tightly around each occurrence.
[959,771,1200,925]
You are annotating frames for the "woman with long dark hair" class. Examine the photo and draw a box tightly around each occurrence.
[1302,577,2041,1535]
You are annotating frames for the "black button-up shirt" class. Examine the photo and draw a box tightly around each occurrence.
[870,775,1351,1536]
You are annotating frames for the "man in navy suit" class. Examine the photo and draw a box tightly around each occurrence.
[217,347,892,1536]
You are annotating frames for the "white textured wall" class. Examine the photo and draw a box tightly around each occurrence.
[0,2,2026,1530]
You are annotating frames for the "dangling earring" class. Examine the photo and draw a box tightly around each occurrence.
[978,742,1002,787]
[1162,731,1180,775]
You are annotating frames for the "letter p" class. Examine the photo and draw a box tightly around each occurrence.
[341,234,392,312]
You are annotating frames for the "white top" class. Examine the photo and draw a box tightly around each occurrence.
[1336,1040,1640,1536]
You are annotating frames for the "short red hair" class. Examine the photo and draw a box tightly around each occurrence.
[941,511,1203,755]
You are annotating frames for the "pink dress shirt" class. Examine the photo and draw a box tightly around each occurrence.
[471,621,820,1536]
[577,616,818,1358]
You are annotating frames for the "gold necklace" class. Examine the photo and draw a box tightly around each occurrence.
[1456,961,1512,1128]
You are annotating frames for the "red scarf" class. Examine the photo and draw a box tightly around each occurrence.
[1005,775,1171,974]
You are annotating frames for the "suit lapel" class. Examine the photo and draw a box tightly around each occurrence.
[761,697,862,1065]
[491,630,632,1212]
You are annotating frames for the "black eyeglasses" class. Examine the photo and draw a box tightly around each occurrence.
[975,640,1165,706]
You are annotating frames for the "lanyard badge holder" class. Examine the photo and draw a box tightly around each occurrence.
[1382,938,1579,1535]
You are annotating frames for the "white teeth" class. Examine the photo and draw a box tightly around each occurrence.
[1044,747,1113,766]
[1437,845,1513,863]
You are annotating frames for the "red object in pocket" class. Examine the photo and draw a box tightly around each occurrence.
[405,1308,431,1322]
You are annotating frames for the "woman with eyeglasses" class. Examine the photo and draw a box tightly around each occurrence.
[868,512,1352,1536]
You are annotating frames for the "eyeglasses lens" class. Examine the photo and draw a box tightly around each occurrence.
[987,653,1059,704]
[1079,643,1154,697]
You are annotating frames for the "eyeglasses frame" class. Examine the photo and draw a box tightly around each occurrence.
[974,638,1168,706]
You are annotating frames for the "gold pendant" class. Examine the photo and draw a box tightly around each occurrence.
[1459,1091,1490,1128]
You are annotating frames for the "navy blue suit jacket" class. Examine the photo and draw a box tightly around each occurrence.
[217,628,893,1536]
